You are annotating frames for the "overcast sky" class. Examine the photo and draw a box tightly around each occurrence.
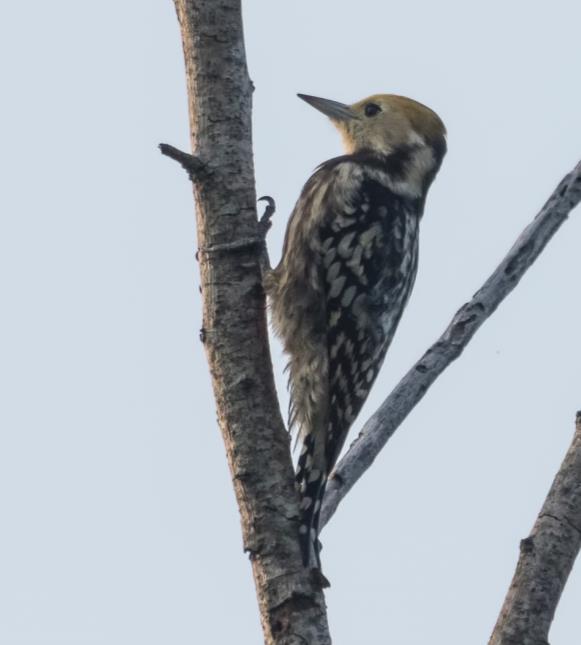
[1,1,580,643]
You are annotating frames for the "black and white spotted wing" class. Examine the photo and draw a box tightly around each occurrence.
[320,176,420,469]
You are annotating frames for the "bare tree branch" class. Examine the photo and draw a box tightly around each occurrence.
[489,412,581,645]
[159,143,206,178]
[165,2,580,639]
[321,160,581,529]
[166,1,331,643]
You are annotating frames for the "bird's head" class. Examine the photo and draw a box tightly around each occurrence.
[298,93,446,159]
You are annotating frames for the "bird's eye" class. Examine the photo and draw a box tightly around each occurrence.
[364,103,382,117]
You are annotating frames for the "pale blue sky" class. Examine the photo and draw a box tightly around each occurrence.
[1,1,580,643]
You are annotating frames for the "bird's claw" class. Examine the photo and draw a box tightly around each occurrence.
[257,196,276,238]
[257,196,275,275]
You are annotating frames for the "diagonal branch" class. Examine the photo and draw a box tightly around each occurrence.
[320,160,581,529]
[489,411,581,645]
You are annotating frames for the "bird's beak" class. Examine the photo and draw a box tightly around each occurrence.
[297,94,357,121]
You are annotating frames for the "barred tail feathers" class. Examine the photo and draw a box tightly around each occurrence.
[284,341,330,567]
[296,432,328,568]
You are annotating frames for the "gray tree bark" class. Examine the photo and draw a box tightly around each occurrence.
[161,2,581,642]
[163,2,331,643]
[489,412,581,645]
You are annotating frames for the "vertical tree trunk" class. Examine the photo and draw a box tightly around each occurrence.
[169,1,331,642]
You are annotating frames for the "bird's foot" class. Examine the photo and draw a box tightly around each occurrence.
[257,196,275,238]
[257,196,275,273]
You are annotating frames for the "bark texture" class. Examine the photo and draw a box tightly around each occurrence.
[320,160,581,529]
[167,2,331,642]
[489,412,581,645]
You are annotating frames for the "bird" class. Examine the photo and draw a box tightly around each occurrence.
[264,92,447,572]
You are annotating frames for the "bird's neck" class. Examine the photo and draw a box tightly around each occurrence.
[349,144,442,201]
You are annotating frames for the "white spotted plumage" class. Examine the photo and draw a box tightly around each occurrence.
[265,92,446,572]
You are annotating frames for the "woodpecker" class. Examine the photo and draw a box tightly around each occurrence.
[265,93,446,571]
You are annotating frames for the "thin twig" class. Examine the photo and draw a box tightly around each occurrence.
[320,160,581,529]
[489,411,581,644]
[159,143,207,179]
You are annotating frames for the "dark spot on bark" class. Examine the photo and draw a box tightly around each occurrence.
[467,302,485,314]
[271,592,321,632]
[199,327,206,343]
[505,240,534,276]
[520,536,535,553]
[311,568,331,589]
[415,363,428,373]
[451,314,478,337]
[247,281,264,300]
[238,376,255,392]
[272,620,284,634]
[330,470,344,486]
